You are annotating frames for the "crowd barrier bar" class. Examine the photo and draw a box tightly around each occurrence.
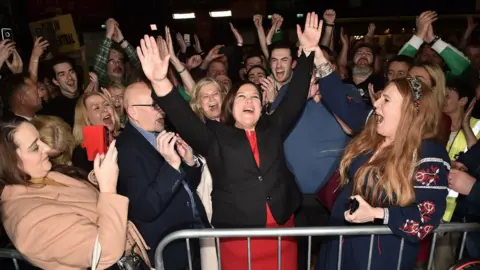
[154,222,480,270]
[0,248,24,270]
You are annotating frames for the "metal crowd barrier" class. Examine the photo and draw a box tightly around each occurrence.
[154,222,480,270]
[0,248,25,270]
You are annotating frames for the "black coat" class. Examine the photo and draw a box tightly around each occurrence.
[153,52,314,228]
[116,122,208,269]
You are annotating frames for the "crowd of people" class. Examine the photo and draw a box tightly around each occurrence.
[0,8,479,270]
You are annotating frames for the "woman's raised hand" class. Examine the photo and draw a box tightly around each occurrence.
[137,35,170,84]
[296,12,323,53]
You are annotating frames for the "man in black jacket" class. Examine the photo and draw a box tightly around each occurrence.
[116,81,208,269]
[451,142,480,259]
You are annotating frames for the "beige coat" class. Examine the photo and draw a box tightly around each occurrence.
[196,157,218,270]
[1,171,150,270]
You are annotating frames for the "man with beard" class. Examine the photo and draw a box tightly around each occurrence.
[93,18,141,87]
[40,56,79,127]
[342,44,385,105]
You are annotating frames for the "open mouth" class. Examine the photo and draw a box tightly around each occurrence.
[243,108,254,114]
[208,104,219,111]
[66,81,76,87]
[376,113,384,124]
[156,116,164,124]
[103,114,113,125]
[276,71,285,78]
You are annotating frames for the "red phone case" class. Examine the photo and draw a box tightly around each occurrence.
[82,126,109,161]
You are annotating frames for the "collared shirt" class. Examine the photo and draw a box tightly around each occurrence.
[131,122,201,222]
[15,114,33,121]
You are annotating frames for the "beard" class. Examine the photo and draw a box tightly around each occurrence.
[352,66,373,77]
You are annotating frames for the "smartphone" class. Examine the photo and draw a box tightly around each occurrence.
[183,34,191,46]
[81,126,110,161]
[34,22,58,55]
[1,28,13,41]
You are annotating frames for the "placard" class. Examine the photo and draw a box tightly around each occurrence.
[29,14,80,53]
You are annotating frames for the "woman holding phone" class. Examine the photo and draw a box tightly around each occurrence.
[137,12,323,270]
[0,118,149,269]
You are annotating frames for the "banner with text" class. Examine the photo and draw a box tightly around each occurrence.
[29,14,80,54]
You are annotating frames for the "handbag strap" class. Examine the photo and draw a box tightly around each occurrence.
[92,234,102,270]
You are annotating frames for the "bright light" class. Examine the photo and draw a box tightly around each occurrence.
[297,13,304,18]
[150,24,157,31]
[101,24,106,29]
[268,15,273,19]
[209,10,232,17]
[173,13,196,19]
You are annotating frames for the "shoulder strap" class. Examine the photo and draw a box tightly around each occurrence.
[91,234,102,270]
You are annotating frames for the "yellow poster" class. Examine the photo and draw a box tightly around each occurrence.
[29,14,80,53]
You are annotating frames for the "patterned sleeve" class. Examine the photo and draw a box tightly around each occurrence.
[384,142,450,243]
[123,42,141,71]
[92,37,112,87]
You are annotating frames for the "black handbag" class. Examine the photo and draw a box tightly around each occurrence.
[116,244,150,270]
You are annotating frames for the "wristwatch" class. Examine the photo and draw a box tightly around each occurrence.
[428,36,440,46]
[191,155,201,168]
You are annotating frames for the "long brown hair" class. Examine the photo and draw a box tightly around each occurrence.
[0,118,87,191]
[339,77,440,207]
[0,118,30,187]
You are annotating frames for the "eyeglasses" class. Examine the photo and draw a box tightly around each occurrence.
[132,103,161,110]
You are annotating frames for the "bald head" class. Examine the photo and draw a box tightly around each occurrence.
[124,81,152,109]
[124,81,166,132]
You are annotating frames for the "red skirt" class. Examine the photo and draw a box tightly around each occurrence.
[219,204,297,270]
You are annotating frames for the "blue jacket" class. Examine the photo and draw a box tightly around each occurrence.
[272,83,350,194]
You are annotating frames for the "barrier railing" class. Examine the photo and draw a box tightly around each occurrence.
[154,223,480,270]
[0,248,25,270]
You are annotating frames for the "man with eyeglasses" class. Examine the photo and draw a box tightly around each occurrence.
[92,18,141,87]
[115,80,208,269]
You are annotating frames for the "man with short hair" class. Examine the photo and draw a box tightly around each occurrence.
[386,55,414,82]
[116,81,208,269]
[39,56,79,127]
[2,73,43,121]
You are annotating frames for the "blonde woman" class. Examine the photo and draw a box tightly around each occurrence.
[104,82,127,128]
[31,115,75,166]
[189,77,227,123]
[189,77,227,270]
[72,92,121,172]
[409,63,450,146]
[314,50,450,269]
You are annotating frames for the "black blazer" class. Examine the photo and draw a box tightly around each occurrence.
[153,52,314,228]
[116,122,208,268]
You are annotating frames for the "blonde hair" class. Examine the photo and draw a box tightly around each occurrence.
[72,92,121,146]
[414,63,446,109]
[105,82,125,91]
[189,78,226,122]
[340,78,440,207]
[31,115,75,166]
